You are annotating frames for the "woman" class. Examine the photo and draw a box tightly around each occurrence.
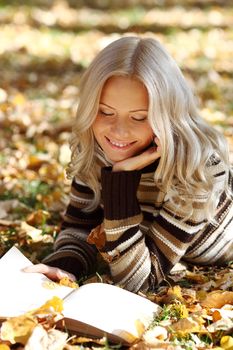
[24,36,233,292]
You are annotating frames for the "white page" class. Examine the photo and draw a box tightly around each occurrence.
[0,246,74,317]
[63,282,160,339]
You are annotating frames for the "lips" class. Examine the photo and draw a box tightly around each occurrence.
[105,136,136,149]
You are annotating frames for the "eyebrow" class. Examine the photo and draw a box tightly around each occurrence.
[99,102,148,113]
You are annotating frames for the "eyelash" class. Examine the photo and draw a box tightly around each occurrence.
[99,111,114,116]
[99,110,147,122]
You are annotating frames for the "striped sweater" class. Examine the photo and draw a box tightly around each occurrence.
[43,148,233,292]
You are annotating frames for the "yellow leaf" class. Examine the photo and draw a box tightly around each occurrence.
[0,345,11,350]
[135,319,146,338]
[0,315,37,345]
[12,93,26,106]
[34,296,64,314]
[221,336,233,350]
[163,285,183,303]
[59,277,78,289]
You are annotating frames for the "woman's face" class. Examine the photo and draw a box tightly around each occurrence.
[92,76,154,163]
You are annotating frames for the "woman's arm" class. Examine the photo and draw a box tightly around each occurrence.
[41,178,104,278]
[98,159,228,292]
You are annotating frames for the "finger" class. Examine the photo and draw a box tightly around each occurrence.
[22,263,49,274]
[22,264,76,282]
[127,147,160,170]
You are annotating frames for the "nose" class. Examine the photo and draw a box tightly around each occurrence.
[111,118,130,139]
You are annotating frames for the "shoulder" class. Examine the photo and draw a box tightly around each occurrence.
[206,153,229,182]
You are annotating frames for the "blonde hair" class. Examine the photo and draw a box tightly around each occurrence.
[67,36,230,221]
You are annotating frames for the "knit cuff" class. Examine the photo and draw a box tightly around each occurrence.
[101,167,141,220]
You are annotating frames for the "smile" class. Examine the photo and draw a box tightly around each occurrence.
[105,137,135,149]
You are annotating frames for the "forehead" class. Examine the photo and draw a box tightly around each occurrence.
[100,76,148,109]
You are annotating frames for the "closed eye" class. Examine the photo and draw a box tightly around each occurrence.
[99,110,114,116]
[131,115,147,122]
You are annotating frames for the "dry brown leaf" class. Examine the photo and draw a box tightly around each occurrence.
[201,291,233,308]
[87,223,106,250]
[185,271,209,284]
[26,210,51,226]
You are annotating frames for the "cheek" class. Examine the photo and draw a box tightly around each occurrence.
[92,118,103,139]
[140,126,154,144]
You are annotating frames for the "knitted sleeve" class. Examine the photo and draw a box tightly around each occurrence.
[99,159,229,292]
[42,177,104,278]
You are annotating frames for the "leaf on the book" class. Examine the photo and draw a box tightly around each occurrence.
[0,315,37,344]
[59,277,78,289]
[42,281,60,290]
[24,324,68,350]
[33,296,64,315]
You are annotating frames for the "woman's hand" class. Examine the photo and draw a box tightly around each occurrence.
[22,264,76,282]
[113,137,161,172]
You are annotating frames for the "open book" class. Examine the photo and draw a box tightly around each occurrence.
[0,246,160,345]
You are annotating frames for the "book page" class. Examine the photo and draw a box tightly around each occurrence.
[63,282,160,342]
[0,246,74,318]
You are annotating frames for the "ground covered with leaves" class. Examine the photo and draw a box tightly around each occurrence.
[0,0,233,349]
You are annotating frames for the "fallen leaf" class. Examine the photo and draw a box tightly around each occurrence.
[185,271,209,284]
[26,210,51,226]
[221,336,233,350]
[143,326,168,345]
[207,318,233,332]
[21,221,43,242]
[201,291,233,308]
[0,345,11,350]
[25,325,68,350]
[0,315,37,344]
[170,315,206,335]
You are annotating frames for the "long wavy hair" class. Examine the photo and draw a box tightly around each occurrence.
[67,36,230,221]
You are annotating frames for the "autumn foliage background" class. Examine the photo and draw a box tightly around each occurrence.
[0,0,233,349]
